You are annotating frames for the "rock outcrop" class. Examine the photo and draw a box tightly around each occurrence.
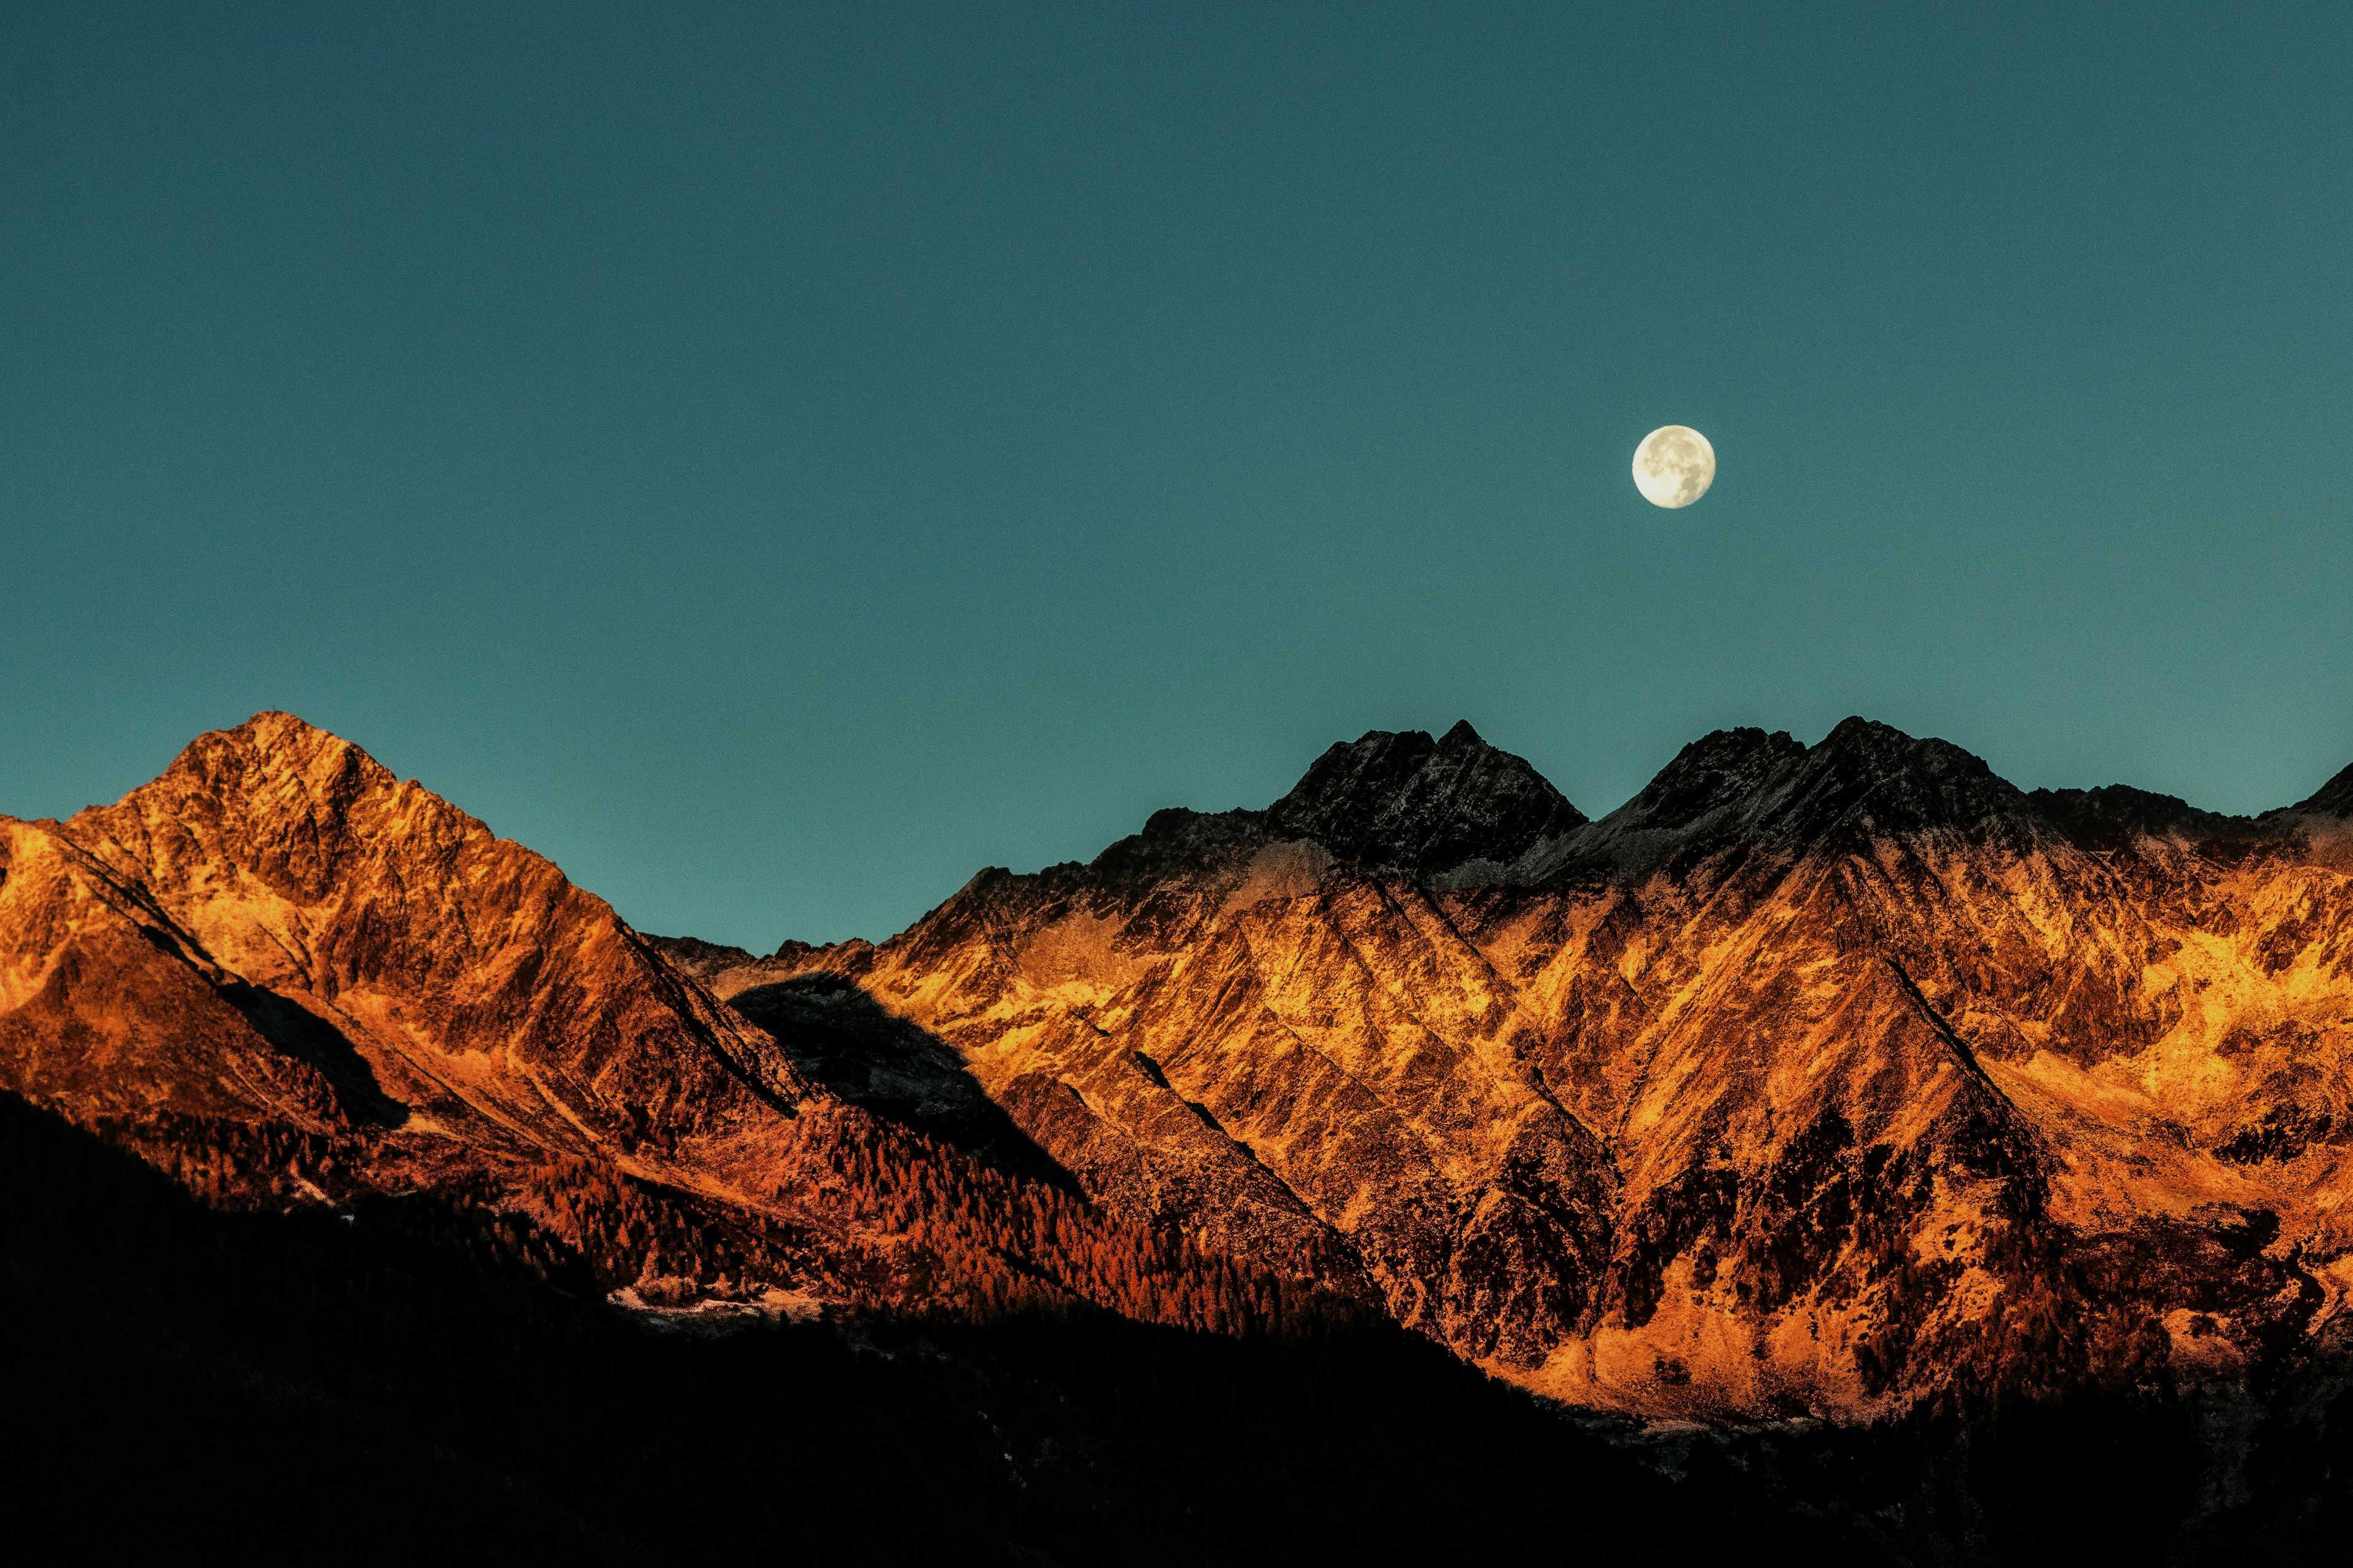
[686,719,2353,1419]
[11,710,2353,1426]
[0,714,1347,1333]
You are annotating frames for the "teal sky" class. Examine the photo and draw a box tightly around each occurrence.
[6,2,2351,947]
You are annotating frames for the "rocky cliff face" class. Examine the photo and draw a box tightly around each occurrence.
[1,715,807,1176]
[10,711,2353,1427]
[1268,719,1587,873]
[0,714,1347,1332]
[687,719,2353,1420]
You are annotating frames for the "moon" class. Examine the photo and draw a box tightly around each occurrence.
[1632,425,1715,509]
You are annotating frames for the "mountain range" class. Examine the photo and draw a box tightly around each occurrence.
[9,709,2353,1556]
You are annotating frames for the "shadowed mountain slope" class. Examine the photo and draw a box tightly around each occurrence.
[13,710,2353,1434]
[1268,719,1588,872]
[5,1085,1905,1566]
[2292,761,2353,819]
[687,718,2353,1421]
[0,714,1358,1335]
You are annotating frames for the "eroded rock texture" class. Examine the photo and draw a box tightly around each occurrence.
[687,718,2353,1419]
[10,711,2353,1425]
[0,715,1345,1334]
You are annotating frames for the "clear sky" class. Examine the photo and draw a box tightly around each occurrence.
[6,2,2351,947]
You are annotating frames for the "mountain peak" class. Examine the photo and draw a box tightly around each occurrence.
[1812,714,1974,769]
[1583,717,2032,864]
[238,709,343,744]
[1777,717,2024,829]
[65,712,498,920]
[1600,727,1808,840]
[1438,718,1485,747]
[1266,723,1585,873]
[154,711,396,803]
[28,708,798,1154]
[2292,760,2353,817]
[2028,784,2245,849]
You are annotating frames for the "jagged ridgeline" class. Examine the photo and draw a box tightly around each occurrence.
[0,714,1349,1340]
[7,709,2353,1436]
[675,716,2353,1423]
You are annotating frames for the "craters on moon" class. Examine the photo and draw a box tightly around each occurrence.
[1632,426,1716,509]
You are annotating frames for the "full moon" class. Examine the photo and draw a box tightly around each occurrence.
[1632,425,1715,509]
